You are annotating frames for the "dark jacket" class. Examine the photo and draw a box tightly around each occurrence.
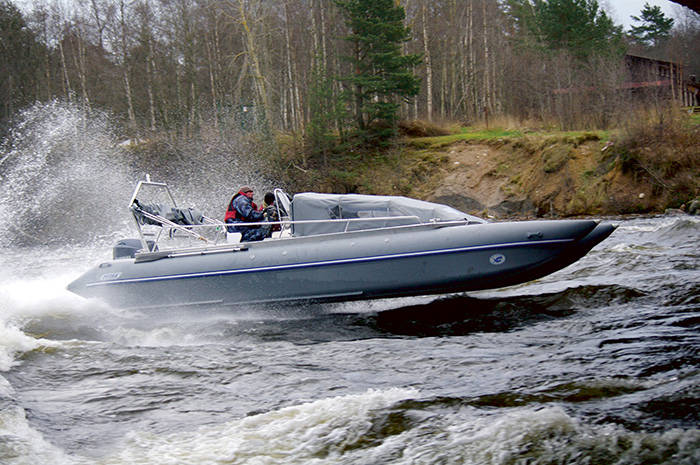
[225,192,264,233]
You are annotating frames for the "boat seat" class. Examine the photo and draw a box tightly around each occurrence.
[132,199,204,226]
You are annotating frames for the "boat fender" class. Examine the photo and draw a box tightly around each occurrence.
[113,239,158,259]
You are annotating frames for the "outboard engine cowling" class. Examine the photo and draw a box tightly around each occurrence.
[113,238,157,259]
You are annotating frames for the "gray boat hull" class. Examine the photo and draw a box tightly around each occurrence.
[67,219,615,309]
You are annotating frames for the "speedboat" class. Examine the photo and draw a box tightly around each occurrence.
[67,177,616,309]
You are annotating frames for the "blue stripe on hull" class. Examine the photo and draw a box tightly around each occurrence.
[87,238,573,288]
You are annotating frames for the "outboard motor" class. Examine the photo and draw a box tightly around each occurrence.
[113,238,157,259]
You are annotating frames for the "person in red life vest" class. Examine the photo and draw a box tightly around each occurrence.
[225,185,267,242]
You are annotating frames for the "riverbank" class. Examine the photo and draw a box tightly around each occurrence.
[281,113,699,219]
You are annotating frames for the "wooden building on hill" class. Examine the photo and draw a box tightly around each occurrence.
[684,75,699,109]
[553,54,698,107]
[624,53,697,107]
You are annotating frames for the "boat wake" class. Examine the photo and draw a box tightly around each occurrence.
[0,270,107,371]
[0,280,663,356]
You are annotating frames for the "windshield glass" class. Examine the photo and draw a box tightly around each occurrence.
[290,193,484,236]
[274,188,291,218]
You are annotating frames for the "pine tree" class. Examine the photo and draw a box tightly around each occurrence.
[306,61,347,168]
[506,0,624,59]
[628,2,674,47]
[335,0,421,143]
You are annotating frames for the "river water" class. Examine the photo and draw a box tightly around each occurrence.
[1,103,698,464]
[0,213,698,464]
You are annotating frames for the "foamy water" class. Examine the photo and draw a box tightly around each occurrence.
[1,103,698,464]
[1,214,699,464]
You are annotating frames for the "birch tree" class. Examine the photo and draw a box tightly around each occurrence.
[236,0,272,131]
[421,2,433,120]
[107,0,136,131]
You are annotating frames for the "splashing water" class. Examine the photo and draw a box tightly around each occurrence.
[0,100,280,248]
[0,100,132,247]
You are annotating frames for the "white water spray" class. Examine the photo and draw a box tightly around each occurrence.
[0,100,279,247]
[0,100,132,246]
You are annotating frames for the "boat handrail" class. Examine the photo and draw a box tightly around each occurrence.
[126,176,473,252]
[131,219,473,260]
[138,216,471,247]
[133,213,471,246]
[137,215,473,235]
[153,215,424,228]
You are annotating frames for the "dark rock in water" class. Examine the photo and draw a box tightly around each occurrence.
[664,208,686,216]
[639,386,700,425]
[688,199,700,215]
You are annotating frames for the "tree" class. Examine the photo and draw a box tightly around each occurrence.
[335,0,421,142]
[506,0,624,59]
[502,0,627,128]
[305,61,347,168]
[629,2,674,47]
[0,0,44,125]
[237,0,273,133]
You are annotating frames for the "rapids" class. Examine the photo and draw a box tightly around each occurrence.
[0,102,698,464]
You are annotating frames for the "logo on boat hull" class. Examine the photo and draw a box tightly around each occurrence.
[489,254,506,265]
[100,272,122,281]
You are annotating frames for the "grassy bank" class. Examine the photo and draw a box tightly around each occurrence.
[278,110,699,217]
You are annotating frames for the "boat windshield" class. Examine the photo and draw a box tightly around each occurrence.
[290,192,485,236]
[274,188,291,218]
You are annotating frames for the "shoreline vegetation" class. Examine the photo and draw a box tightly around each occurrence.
[4,99,696,221]
[113,104,698,220]
[268,108,699,219]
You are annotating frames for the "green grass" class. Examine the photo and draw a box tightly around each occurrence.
[550,130,611,141]
[408,128,523,148]
[406,126,611,148]
[457,127,523,138]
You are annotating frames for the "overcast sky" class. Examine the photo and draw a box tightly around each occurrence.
[604,0,682,29]
[9,0,690,30]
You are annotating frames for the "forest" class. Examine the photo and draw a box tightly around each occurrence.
[1,0,699,208]
[2,0,698,138]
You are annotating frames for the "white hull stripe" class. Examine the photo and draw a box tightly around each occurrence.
[87,238,573,287]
